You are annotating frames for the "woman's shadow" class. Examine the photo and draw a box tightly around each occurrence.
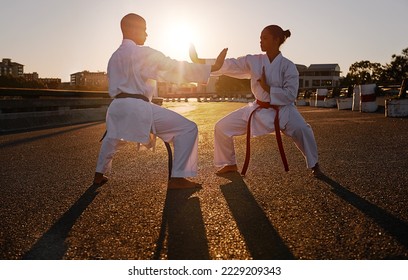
[153,187,210,260]
[317,173,408,255]
[219,172,295,260]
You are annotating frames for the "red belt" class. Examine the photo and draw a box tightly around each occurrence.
[241,100,289,175]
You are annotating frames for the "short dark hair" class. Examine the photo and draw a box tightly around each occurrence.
[263,25,291,45]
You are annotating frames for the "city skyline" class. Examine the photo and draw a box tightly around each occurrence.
[1,0,407,82]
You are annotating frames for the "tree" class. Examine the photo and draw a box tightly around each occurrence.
[344,47,408,86]
[380,47,408,84]
[215,75,251,93]
[347,60,383,85]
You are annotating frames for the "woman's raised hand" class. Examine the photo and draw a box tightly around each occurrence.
[258,66,270,93]
[190,44,228,72]
[211,48,228,72]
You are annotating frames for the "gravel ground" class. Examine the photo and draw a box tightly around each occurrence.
[0,102,407,260]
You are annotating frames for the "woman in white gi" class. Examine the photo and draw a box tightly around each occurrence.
[190,24,321,176]
[93,13,227,189]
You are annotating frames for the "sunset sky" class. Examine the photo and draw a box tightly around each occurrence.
[1,0,407,82]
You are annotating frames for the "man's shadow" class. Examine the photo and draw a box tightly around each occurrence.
[0,122,102,148]
[318,173,408,255]
[153,187,209,260]
[219,172,295,260]
[22,183,103,259]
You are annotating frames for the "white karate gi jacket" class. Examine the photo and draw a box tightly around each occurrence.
[209,53,299,135]
[210,53,318,169]
[106,39,211,144]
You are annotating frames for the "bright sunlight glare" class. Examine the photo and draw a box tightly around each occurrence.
[164,22,196,60]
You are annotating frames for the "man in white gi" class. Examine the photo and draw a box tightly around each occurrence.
[190,25,321,177]
[93,13,227,189]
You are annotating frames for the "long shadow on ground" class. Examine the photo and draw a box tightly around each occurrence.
[22,183,103,259]
[318,173,408,256]
[0,122,102,148]
[153,187,209,260]
[219,172,295,260]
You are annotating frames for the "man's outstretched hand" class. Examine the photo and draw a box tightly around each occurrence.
[189,44,228,72]
[189,44,205,64]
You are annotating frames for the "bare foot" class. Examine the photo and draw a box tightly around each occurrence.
[168,178,201,189]
[311,163,323,178]
[93,172,108,186]
[215,164,238,175]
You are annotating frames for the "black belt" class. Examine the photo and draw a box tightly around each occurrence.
[100,93,173,179]
[114,92,150,102]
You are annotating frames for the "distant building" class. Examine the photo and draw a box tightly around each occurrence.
[176,83,198,94]
[23,72,61,87]
[70,71,108,88]
[23,72,39,81]
[157,80,210,97]
[39,77,61,85]
[157,81,175,96]
[297,64,341,90]
[0,58,24,77]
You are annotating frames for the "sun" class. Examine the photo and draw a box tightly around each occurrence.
[164,22,196,60]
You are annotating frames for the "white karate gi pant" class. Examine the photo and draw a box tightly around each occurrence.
[96,103,198,178]
[214,105,318,169]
